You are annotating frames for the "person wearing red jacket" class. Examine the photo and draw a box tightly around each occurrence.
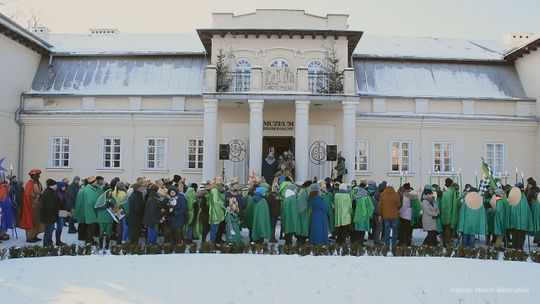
[20,169,44,243]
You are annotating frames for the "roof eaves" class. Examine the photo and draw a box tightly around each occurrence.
[0,12,52,53]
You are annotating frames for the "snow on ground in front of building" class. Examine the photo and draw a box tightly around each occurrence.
[1,253,539,304]
[1,227,540,303]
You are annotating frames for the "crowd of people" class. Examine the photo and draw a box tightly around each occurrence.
[1,167,540,252]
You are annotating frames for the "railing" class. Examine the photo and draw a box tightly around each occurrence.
[217,71,251,92]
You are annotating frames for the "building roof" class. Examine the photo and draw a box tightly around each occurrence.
[353,35,508,62]
[49,33,206,55]
[27,55,208,96]
[354,59,530,101]
[504,35,540,61]
[0,12,52,54]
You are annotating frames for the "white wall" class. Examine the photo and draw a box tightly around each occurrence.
[0,34,42,173]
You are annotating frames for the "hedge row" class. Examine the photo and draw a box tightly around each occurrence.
[2,243,540,263]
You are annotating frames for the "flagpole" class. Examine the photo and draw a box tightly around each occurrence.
[474,171,478,189]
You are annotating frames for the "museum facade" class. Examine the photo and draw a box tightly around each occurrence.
[1,9,539,186]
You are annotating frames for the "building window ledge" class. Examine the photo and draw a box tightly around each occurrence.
[97,168,125,173]
[46,167,73,172]
[355,171,372,176]
[141,169,170,173]
[387,172,415,177]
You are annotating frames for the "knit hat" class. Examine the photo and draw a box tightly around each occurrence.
[46,179,57,187]
[132,183,143,191]
[255,186,267,197]
[309,183,320,193]
[494,188,504,196]
[116,182,127,192]
[73,176,81,182]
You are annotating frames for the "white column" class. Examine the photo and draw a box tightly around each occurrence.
[248,99,264,175]
[295,100,310,183]
[342,100,359,183]
[202,99,218,181]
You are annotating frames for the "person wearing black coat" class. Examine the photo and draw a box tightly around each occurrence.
[40,179,60,246]
[127,184,145,244]
[66,176,81,233]
[167,187,188,244]
[143,186,165,245]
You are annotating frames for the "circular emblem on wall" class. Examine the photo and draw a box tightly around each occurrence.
[309,140,327,165]
[228,139,247,162]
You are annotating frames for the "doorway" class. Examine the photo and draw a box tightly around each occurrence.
[261,136,295,184]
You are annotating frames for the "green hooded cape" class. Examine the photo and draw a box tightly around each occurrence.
[509,193,534,232]
[440,186,459,228]
[457,201,487,235]
[353,194,374,232]
[322,192,335,233]
[208,188,225,225]
[74,185,87,223]
[296,188,311,237]
[251,196,271,241]
[334,192,352,227]
[279,182,299,234]
[83,185,103,224]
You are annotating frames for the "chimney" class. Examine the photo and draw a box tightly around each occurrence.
[89,28,119,35]
[31,26,50,42]
[502,32,538,47]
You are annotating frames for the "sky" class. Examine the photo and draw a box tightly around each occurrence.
[1,0,539,40]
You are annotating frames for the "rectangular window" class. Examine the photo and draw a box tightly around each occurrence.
[355,140,369,172]
[390,140,411,172]
[145,137,167,170]
[485,143,505,175]
[102,138,122,169]
[50,137,70,168]
[187,138,204,170]
[433,142,453,173]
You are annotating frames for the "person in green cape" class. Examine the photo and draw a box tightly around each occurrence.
[319,180,335,235]
[208,181,226,244]
[440,179,459,246]
[279,178,299,245]
[251,186,271,243]
[457,188,487,248]
[95,189,117,249]
[183,184,201,244]
[334,183,353,244]
[225,195,242,245]
[352,182,374,244]
[491,188,510,250]
[483,190,495,246]
[509,183,534,250]
[83,176,104,245]
[349,180,359,201]
[296,181,312,245]
[532,192,540,238]
[74,179,88,241]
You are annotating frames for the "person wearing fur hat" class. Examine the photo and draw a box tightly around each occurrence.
[251,186,271,243]
[308,183,329,245]
[39,179,60,246]
[334,183,353,244]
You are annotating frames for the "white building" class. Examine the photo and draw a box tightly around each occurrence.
[1,9,539,187]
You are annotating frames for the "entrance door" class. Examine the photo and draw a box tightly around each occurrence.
[262,136,294,184]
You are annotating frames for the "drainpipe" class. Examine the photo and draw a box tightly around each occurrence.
[15,93,25,179]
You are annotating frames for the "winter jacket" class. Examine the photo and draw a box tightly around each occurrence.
[170,194,188,228]
[422,195,439,231]
[66,182,80,210]
[127,191,144,228]
[143,193,161,227]
[40,187,60,224]
[380,187,401,220]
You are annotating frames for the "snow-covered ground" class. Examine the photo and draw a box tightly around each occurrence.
[1,227,540,304]
[1,254,538,304]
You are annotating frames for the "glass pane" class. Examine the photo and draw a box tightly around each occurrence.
[114,161,120,167]
[148,154,155,161]
[189,140,196,146]
[189,155,195,161]
[189,162,195,168]
[114,146,120,153]
[114,139,121,145]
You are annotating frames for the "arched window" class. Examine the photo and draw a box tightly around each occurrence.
[269,58,290,68]
[234,59,251,92]
[308,59,326,93]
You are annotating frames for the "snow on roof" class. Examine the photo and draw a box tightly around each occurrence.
[354,59,529,100]
[28,56,208,96]
[49,33,206,55]
[354,35,508,61]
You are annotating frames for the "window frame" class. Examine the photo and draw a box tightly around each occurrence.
[49,136,71,168]
[234,58,251,92]
[432,141,454,174]
[100,137,123,170]
[484,142,506,176]
[144,137,168,171]
[269,58,291,68]
[307,59,326,93]
[185,137,204,172]
[355,139,370,173]
[389,140,412,173]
